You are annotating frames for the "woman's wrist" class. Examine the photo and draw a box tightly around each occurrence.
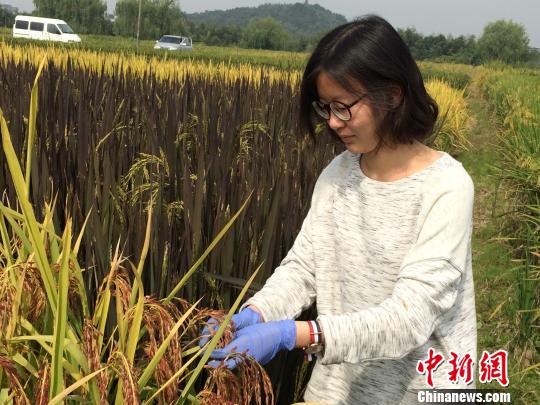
[294,320,324,348]
[246,305,265,322]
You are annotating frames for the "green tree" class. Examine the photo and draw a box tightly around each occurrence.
[399,28,424,58]
[241,17,289,50]
[186,3,346,39]
[477,20,531,64]
[33,0,111,34]
[114,0,186,40]
[398,28,479,64]
[0,5,16,28]
[189,22,243,46]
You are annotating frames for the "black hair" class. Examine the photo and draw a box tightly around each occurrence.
[300,15,438,147]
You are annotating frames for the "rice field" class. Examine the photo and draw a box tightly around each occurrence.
[475,66,539,356]
[0,28,472,86]
[0,36,537,403]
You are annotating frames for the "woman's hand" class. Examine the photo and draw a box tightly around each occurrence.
[207,320,296,369]
[198,307,262,347]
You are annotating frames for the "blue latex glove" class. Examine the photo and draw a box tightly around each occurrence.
[208,319,296,369]
[199,307,262,347]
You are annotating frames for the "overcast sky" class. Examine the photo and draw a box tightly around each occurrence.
[6,0,540,47]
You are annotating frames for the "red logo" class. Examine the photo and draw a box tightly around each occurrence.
[448,351,474,385]
[416,348,445,388]
[478,350,509,386]
[417,348,509,387]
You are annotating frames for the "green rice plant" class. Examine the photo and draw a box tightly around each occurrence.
[419,61,473,90]
[475,66,539,364]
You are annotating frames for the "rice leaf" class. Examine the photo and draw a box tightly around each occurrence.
[25,55,47,197]
[48,366,109,405]
[0,209,13,267]
[10,352,38,377]
[50,219,73,398]
[126,201,153,362]
[43,202,60,264]
[0,110,58,313]
[128,199,153,307]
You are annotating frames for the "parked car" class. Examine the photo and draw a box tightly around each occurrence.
[13,15,81,43]
[154,35,192,51]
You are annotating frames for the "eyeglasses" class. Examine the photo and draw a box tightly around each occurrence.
[311,94,367,121]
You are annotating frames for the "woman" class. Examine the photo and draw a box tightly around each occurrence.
[200,15,477,404]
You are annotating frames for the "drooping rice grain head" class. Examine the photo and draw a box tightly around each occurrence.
[197,309,235,349]
[0,261,47,338]
[201,364,242,404]
[82,320,109,403]
[200,352,274,405]
[0,356,31,405]
[20,262,46,322]
[93,251,129,316]
[34,360,50,405]
[233,354,274,405]
[141,297,183,402]
[49,260,83,315]
[0,274,14,337]
[108,351,140,405]
[112,266,133,315]
[198,390,237,405]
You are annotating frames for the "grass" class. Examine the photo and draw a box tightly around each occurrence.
[460,77,539,404]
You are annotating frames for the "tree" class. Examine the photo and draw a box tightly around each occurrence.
[114,0,186,40]
[0,5,16,28]
[477,20,531,64]
[399,28,424,58]
[33,0,111,34]
[186,3,346,40]
[241,17,289,50]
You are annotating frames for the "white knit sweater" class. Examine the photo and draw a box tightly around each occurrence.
[244,150,477,404]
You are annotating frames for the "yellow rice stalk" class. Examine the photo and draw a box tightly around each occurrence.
[426,79,472,154]
[0,42,301,88]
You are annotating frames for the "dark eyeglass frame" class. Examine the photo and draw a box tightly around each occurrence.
[311,93,367,121]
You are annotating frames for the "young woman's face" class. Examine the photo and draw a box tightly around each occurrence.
[315,71,380,154]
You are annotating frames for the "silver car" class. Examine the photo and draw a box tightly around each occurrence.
[154,35,193,51]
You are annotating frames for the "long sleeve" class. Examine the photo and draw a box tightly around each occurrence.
[317,171,474,365]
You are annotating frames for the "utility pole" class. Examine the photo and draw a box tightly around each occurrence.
[136,0,143,50]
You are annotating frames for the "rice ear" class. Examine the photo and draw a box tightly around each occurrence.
[0,356,31,405]
[34,360,50,405]
[110,351,140,405]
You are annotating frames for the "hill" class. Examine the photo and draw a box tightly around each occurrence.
[185,2,348,38]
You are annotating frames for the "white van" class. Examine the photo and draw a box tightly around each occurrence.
[13,15,82,43]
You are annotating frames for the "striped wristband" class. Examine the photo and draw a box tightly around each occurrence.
[304,320,323,361]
